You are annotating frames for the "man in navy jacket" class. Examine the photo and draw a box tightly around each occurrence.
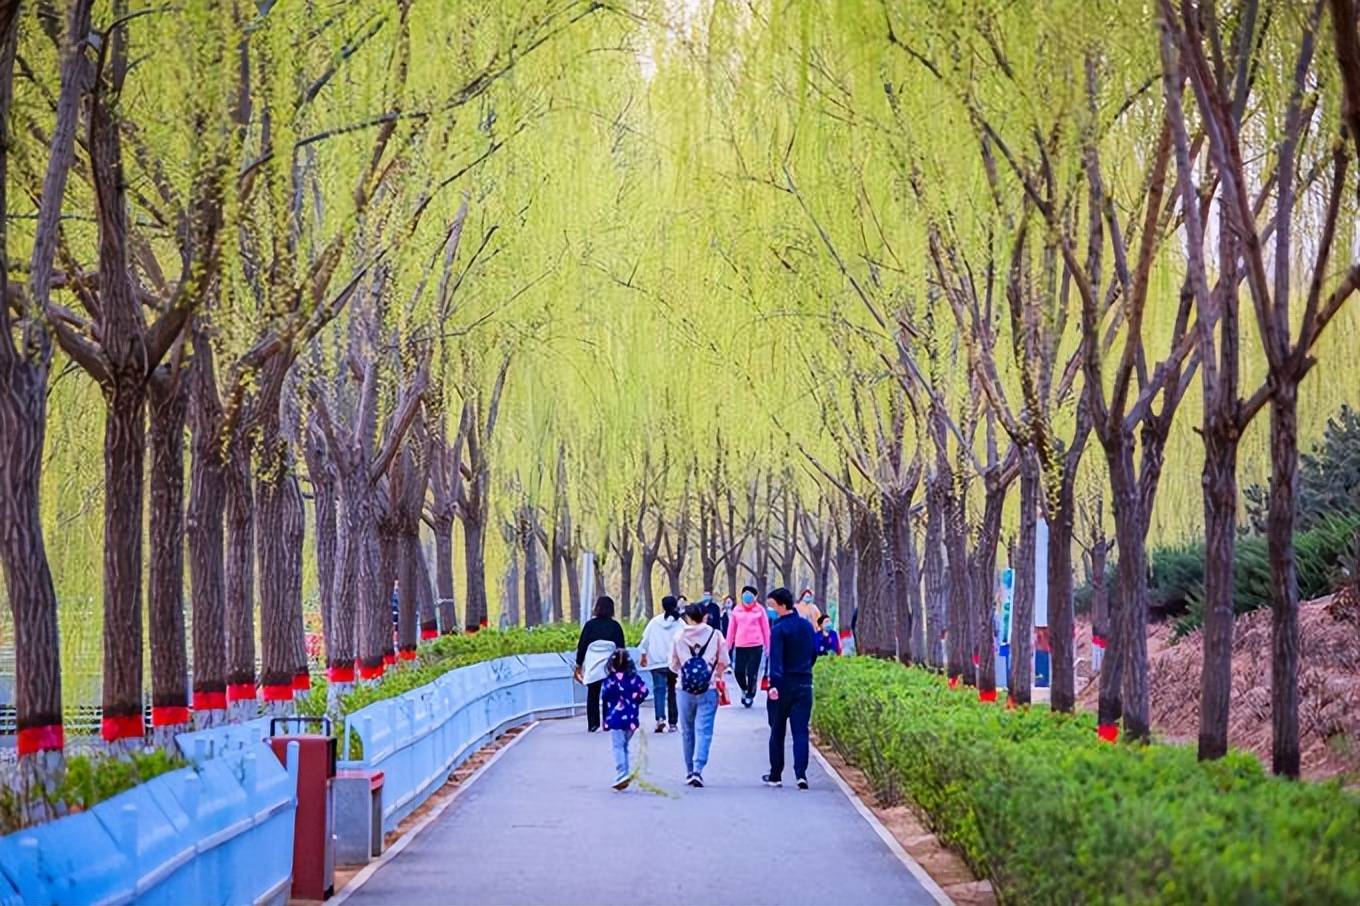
[763,586,819,788]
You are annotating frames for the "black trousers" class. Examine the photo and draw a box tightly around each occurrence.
[586,680,603,731]
[768,682,813,781]
[734,646,763,698]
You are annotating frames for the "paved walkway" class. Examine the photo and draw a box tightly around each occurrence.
[341,694,943,905]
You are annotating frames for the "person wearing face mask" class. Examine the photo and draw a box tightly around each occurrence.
[725,585,771,708]
[795,588,821,625]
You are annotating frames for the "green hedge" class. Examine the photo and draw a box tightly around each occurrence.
[296,622,645,718]
[0,749,185,836]
[813,657,1360,905]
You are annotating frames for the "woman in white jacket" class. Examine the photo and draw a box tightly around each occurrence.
[639,595,684,732]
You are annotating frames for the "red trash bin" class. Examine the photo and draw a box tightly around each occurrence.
[268,716,337,901]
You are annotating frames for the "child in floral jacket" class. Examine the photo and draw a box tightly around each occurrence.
[601,648,650,789]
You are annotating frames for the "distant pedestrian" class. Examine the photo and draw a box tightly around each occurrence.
[815,614,842,656]
[720,594,734,637]
[670,603,729,787]
[575,596,627,732]
[639,595,684,732]
[763,587,819,790]
[795,588,821,625]
[726,585,770,708]
[601,647,650,790]
[702,590,722,631]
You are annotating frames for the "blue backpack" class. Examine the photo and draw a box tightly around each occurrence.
[681,630,717,694]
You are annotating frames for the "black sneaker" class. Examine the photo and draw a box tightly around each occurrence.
[762,774,782,787]
[688,774,704,788]
[796,777,809,790]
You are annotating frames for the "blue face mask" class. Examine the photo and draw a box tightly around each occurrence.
[741,592,755,604]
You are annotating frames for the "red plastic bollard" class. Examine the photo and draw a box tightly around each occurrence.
[268,718,337,901]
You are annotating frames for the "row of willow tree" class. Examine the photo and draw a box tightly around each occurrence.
[1,0,1358,795]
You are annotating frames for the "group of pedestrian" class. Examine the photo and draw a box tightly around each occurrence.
[574,585,841,792]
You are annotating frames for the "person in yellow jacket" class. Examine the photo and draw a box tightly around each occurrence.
[794,588,821,626]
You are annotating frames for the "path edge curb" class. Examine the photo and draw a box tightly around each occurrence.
[330,721,541,905]
[811,744,956,906]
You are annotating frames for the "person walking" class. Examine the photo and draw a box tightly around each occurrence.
[670,602,729,787]
[575,596,627,732]
[601,647,650,790]
[725,585,770,708]
[639,595,684,732]
[702,590,722,631]
[814,614,842,656]
[763,587,819,790]
[795,588,821,625]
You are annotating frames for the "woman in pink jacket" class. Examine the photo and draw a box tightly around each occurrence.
[726,585,771,708]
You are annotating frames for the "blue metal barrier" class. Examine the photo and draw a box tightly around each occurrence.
[343,650,587,834]
[0,745,296,906]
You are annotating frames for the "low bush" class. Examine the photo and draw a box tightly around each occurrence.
[0,749,186,836]
[813,657,1360,905]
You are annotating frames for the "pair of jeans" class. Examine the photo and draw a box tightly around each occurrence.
[767,682,813,781]
[733,646,763,698]
[610,728,634,778]
[586,680,603,731]
[649,669,677,725]
[678,688,718,776]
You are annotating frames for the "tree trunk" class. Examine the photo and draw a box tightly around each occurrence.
[0,352,65,769]
[1101,439,1150,742]
[413,540,437,639]
[619,544,634,622]
[973,477,1006,700]
[1010,451,1038,706]
[148,370,191,746]
[398,533,422,655]
[378,520,400,663]
[639,552,657,617]
[431,517,457,634]
[852,506,890,657]
[923,478,948,671]
[1267,382,1302,777]
[224,444,257,721]
[1047,470,1079,712]
[566,541,582,623]
[256,450,305,715]
[523,514,545,628]
[1198,418,1238,760]
[834,534,855,634]
[303,423,344,693]
[725,557,741,604]
[187,406,228,727]
[462,515,488,630]
[1090,538,1110,672]
[550,530,566,623]
[882,492,910,663]
[664,562,682,598]
[504,530,521,627]
[943,479,972,686]
[101,383,148,747]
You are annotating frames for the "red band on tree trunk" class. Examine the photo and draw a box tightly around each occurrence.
[1097,723,1120,742]
[1005,695,1017,710]
[420,629,438,640]
[193,691,227,711]
[151,706,191,727]
[292,673,312,691]
[358,662,385,680]
[227,683,256,702]
[193,691,227,710]
[261,684,294,702]
[479,618,488,627]
[382,653,396,666]
[947,675,959,690]
[399,649,417,661]
[327,665,356,683]
[1092,635,1107,649]
[978,689,998,703]
[16,725,65,756]
[101,714,145,742]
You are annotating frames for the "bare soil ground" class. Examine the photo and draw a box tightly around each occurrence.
[1075,596,1360,780]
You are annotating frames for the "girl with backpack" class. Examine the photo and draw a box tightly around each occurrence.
[669,603,730,787]
[601,647,650,790]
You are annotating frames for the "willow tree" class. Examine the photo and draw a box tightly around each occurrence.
[1164,0,1360,775]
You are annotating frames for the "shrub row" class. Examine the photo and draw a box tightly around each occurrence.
[812,657,1360,905]
[0,749,185,836]
[296,622,645,718]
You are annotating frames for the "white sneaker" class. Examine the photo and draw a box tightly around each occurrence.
[612,774,631,790]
